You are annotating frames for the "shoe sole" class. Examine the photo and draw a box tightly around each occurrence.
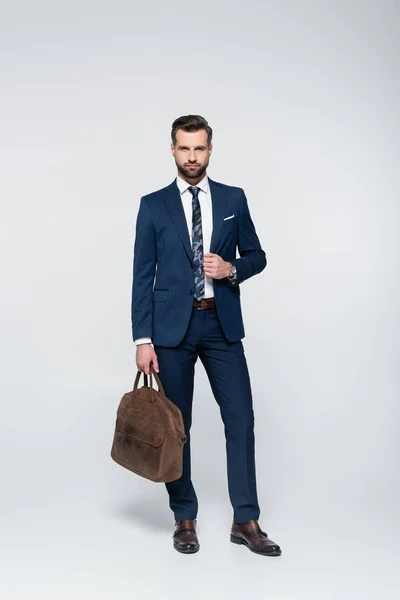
[230,534,281,556]
[173,543,200,554]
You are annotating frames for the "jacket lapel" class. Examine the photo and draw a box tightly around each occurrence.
[208,177,227,254]
[163,180,193,262]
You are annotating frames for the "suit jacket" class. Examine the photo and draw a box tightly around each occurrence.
[131,176,267,347]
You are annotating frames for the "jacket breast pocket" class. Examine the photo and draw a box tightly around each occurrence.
[221,215,237,238]
[222,215,236,228]
[153,289,169,302]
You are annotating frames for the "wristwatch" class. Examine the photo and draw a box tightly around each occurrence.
[228,263,237,280]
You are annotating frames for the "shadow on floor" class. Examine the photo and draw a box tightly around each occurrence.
[110,498,172,532]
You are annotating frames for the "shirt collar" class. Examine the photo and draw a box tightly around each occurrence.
[176,173,209,195]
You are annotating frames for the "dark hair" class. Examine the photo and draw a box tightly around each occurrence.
[171,114,213,146]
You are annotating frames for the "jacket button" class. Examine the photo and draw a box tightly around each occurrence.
[189,290,193,295]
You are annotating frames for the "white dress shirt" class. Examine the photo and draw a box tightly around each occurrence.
[135,173,232,346]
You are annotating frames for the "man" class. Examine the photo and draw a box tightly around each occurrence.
[131,114,281,556]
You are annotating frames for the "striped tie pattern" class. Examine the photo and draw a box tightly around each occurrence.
[189,186,205,299]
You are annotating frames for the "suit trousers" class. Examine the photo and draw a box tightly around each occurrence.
[154,305,261,524]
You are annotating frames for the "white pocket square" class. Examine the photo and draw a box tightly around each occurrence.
[223,214,235,221]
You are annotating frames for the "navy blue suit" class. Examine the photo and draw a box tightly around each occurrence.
[131,176,267,523]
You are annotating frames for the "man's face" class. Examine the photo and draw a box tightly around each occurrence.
[171,129,213,180]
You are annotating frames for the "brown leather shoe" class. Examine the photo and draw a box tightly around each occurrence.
[173,519,199,554]
[230,520,281,556]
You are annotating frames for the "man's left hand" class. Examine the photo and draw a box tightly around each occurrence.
[203,253,230,279]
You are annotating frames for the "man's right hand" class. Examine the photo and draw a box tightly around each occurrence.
[136,343,159,374]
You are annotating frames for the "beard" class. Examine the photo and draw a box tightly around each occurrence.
[176,159,209,180]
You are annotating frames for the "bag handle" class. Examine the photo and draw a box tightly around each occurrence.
[133,364,165,398]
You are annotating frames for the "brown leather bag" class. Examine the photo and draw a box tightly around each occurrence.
[110,366,187,482]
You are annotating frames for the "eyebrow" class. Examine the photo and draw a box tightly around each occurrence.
[178,145,207,150]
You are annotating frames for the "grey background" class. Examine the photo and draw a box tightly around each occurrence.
[0,0,398,598]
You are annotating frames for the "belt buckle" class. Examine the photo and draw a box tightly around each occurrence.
[196,298,207,310]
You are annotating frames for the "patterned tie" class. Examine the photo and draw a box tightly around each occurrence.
[189,186,205,299]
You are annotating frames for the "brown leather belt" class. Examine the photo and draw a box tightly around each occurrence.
[193,297,216,310]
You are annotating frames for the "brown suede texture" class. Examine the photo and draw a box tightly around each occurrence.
[111,368,186,483]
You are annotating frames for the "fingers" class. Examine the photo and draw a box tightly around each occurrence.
[136,348,159,374]
[203,260,217,271]
[136,345,152,375]
[204,254,218,279]
[152,352,159,373]
[204,253,219,260]
[136,360,150,374]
